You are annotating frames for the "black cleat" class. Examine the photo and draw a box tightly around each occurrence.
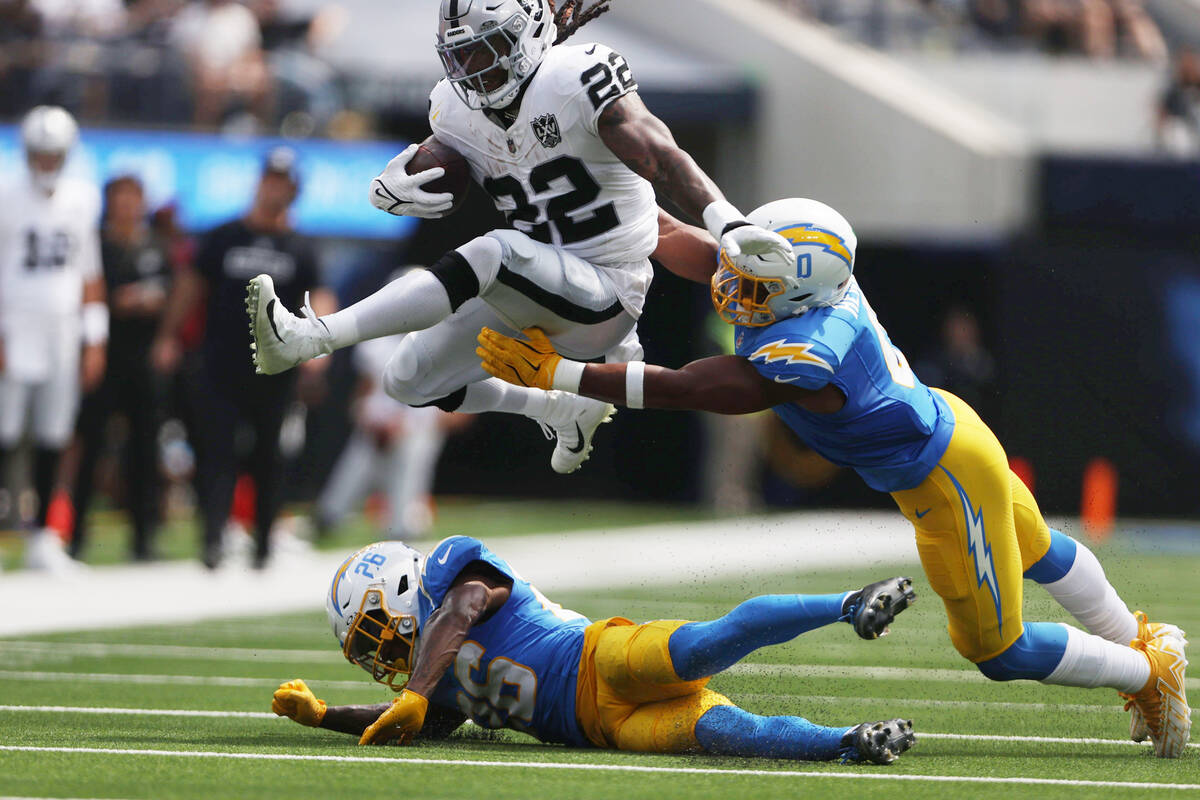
[841,576,916,640]
[839,718,916,765]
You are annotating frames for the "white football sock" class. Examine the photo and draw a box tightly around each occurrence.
[1043,624,1149,693]
[320,270,453,349]
[1041,538,1138,645]
[456,379,548,415]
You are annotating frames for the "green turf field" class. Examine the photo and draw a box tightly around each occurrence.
[1,511,1198,799]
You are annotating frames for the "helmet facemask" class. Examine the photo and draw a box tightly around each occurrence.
[436,0,553,110]
[342,584,419,691]
[711,249,796,327]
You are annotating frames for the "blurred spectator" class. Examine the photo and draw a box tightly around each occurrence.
[31,0,126,37]
[69,174,174,563]
[251,0,345,135]
[171,0,272,129]
[0,106,105,572]
[914,306,999,424]
[152,147,334,569]
[0,0,45,115]
[1157,48,1200,157]
[314,324,469,543]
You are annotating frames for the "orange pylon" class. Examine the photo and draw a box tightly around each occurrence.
[1009,457,1036,495]
[1081,458,1117,542]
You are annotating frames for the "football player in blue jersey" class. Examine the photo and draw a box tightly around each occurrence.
[475,197,1191,759]
[272,538,918,763]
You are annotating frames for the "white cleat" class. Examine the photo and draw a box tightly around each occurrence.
[533,391,615,474]
[246,274,333,375]
[24,528,86,574]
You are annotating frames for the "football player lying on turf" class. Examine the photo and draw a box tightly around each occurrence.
[246,0,790,476]
[272,538,918,763]
[476,198,1192,759]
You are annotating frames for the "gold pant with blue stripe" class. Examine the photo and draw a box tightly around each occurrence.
[890,390,1052,662]
[574,617,734,752]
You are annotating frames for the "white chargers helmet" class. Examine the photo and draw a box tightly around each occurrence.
[435,0,556,110]
[326,542,424,691]
[21,106,79,194]
[712,198,857,327]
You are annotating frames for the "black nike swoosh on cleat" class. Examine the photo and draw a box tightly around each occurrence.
[565,422,586,454]
[265,299,285,343]
[586,45,598,55]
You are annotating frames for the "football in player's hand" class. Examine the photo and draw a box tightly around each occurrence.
[407,135,469,213]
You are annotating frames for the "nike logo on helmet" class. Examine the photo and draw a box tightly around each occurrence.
[565,422,585,454]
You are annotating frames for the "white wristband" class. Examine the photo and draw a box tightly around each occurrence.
[552,359,586,394]
[82,302,109,345]
[702,200,746,242]
[625,361,645,409]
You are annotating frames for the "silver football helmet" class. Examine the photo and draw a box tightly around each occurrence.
[326,542,424,691]
[21,105,78,194]
[435,0,556,110]
[712,198,857,327]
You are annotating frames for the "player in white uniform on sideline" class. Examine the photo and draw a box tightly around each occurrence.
[246,0,792,474]
[0,106,107,572]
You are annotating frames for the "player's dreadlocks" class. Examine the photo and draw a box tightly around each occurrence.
[549,0,614,45]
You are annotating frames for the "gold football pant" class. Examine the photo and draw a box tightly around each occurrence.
[575,617,734,752]
[891,390,1052,662]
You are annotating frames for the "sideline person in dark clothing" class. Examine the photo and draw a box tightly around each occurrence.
[70,175,173,561]
[154,147,334,569]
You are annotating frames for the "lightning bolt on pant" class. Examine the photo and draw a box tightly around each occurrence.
[890,390,1052,663]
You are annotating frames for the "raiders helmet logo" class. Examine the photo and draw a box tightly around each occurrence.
[531,113,562,149]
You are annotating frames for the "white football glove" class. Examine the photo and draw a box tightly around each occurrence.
[719,224,794,267]
[368,144,455,219]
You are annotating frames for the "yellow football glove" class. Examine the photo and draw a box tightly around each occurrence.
[476,327,563,391]
[271,679,327,727]
[358,689,429,746]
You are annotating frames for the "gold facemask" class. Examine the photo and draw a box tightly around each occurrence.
[342,587,419,692]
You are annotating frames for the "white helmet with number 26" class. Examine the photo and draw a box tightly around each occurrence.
[712,198,857,327]
[436,0,557,110]
[326,542,424,691]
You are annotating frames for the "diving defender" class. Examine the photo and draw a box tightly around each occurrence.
[476,198,1191,758]
[272,538,918,763]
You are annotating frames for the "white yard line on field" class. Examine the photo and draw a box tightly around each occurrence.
[732,692,1196,716]
[0,745,1196,790]
[2,705,1198,750]
[0,671,372,691]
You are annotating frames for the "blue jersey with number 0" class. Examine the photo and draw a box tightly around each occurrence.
[416,536,592,746]
[734,278,955,492]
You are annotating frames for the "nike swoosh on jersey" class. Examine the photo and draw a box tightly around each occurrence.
[436,544,454,565]
[773,375,802,384]
[915,508,931,519]
[566,422,586,454]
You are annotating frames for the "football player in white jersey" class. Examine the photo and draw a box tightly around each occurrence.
[0,106,107,572]
[247,0,789,474]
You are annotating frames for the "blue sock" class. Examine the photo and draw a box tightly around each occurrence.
[976,622,1069,681]
[695,705,852,761]
[1023,528,1077,584]
[669,593,849,681]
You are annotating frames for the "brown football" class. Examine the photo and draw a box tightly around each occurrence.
[406,135,470,212]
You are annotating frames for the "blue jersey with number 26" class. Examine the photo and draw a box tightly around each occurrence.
[735,278,955,492]
[416,536,592,747]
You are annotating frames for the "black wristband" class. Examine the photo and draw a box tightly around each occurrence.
[720,220,752,237]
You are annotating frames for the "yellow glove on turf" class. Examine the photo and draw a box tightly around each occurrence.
[358,689,429,746]
[272,679,327,727]
[476,327,563,391]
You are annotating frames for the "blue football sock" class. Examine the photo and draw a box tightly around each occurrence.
[694,705,852,761]
[669,593,850,681]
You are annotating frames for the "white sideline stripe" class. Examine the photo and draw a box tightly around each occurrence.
[1,745,1197,790]
[2,706,1197,750]
[0,641,339,663]
[0,671,371,691]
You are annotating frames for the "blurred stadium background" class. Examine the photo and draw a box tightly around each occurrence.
[0,0,1197,566]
